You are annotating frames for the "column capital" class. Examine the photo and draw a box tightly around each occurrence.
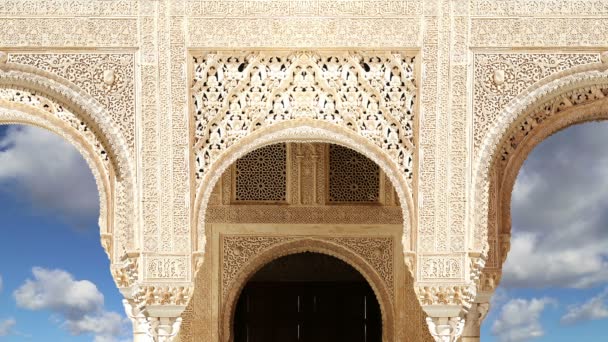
[148,316,182,342]
[425,315,465,342]
[461,301,491,341]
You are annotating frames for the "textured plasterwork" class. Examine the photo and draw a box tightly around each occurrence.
[192,51,416,186]
[0,0,138,16]
[188,18,421,48]
[470,0,608,16]
[8,53,137,156]
[0,18,138,47]
[186,0,422,17]
[471,18,608,47]
[473,53,601,153]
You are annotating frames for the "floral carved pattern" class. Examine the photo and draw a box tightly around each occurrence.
[473,53,600,154]
[221,235,394,298]
[8,53,137,155]
[192,51,417,189]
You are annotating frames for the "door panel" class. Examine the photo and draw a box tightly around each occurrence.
[234,282,381,342]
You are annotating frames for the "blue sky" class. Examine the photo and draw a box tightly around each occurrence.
[0,125,129,341]
[1,122,608,341]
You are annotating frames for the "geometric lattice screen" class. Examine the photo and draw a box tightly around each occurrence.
[234,143,287,202]
[328,144,380,203]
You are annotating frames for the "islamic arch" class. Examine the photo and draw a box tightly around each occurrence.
[0,0,607,341]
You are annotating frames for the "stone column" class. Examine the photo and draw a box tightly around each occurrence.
[461,301,490,342]
[123,299,152,342]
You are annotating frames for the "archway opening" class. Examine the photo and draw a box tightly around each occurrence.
[180,139,431,342]
[233,252,382,342]
[0,124,128,341]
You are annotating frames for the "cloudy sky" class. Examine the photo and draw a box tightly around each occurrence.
[480,121,608,341]
[1,122,608,341]
[0,125,129,341]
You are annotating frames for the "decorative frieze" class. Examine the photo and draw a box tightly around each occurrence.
[471,18,608,47]
[0,18,137,47]
[416,285,474,307]
[470,0,608,16]
[188,18,421,47]
[186,0,422,18]
[134,285,193,307]
[0,0,138,16]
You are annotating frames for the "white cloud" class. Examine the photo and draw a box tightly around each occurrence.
[504,122,608,289]
[14,267,103,318]
[0,125,99,229]
[14,267,129,341]
[502,233,608,289]
[0,318,16,336]
[561,289,608,325]
[492,297,555,342]
[64,311,129,342]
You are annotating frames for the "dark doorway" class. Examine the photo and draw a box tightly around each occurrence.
[233,252,382,342]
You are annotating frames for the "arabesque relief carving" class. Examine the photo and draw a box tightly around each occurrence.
[191,51,417,188]
[2,0,608,340]
[8,53,137,155]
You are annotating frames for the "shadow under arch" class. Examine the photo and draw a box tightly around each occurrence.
[192,118,415,268]
[220,238,395,342]
[473,60,608,271]
[0,61,135,260]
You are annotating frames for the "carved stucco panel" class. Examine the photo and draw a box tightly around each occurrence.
[144,255,190,281]
[221,235,395,298]
[473,53,601,155]
[8,53,137,157]
[192,51,417,198]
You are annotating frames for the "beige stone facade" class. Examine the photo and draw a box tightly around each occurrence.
[1,0,607,340]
